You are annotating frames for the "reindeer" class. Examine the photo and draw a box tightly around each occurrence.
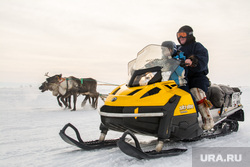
[42,74,78,111]
[78,78,99,109]
[60,76,99,109]
[39,81,72,109]
[42,73,99,110]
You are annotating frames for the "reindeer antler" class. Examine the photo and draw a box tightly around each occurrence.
[45,72,50,77]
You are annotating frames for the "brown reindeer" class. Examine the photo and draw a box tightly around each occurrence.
[39,81,72,109]
[42,73,99,110]
[42,75,78,111]
[78,78,99,109]
[67,76,99,109]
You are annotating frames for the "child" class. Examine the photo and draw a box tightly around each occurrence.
[161,41,187,87]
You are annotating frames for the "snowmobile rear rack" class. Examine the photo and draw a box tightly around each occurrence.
[117,130,187,159]
[59,123,118,150]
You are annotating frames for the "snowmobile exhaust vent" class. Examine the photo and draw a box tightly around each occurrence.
[164,84,177,89]
[128,89,142,96]
[112,87,121,95]
[140,87,161,99]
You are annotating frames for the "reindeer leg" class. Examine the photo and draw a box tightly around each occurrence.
[93,97,95,108]
[88,95,91,106]
[71,93,77,111]
[93,93,99,109]
[57,95,63,107]
[95,93,99,109]
[91,96,96,108]
[89,92,99,109]
[88,93,95,108]
[68,96,72,109]
[81,95,89,107]
[61,96,68,109]
[88,92,98,109]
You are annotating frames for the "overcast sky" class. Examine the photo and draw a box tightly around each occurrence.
[0,0,250,87]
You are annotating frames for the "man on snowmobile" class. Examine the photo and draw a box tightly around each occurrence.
[176,25,214,130]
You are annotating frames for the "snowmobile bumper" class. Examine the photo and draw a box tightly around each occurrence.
[99,110,164,117]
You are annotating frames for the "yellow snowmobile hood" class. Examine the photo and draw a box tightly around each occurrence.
[104,81,196,116]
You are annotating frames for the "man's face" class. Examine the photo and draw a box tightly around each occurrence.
[179,37,186,45]
[177,31,187,45]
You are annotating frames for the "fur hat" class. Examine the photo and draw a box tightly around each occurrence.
[177,25,196,45]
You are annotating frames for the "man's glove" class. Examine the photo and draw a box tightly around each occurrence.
[180,60,186,67]
[189,55,198,67]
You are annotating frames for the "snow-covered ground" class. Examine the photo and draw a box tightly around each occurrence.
[0,85,249,167]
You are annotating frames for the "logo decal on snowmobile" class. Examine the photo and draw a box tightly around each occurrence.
[179,104,194,113]
[111,97,117,102]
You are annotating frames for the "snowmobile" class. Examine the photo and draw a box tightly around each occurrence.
[59,44,244,159]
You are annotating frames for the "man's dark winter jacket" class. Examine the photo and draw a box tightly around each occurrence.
[178,42,210,92]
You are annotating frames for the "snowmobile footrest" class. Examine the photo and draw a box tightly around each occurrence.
[117,130,187,159]
[59,123,118,150]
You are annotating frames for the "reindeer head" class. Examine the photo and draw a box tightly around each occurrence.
[39,81,49,92]
[46,74,62,83]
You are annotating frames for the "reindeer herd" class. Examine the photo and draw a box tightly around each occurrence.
[39,73,100,111]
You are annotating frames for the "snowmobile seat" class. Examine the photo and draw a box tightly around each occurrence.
[207,84,225,108]
[207,84,240,108]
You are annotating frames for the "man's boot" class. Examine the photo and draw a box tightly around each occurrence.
[197,103,214,130]
[190,88,214,130]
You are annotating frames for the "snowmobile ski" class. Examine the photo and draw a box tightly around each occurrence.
[59,123,118,150]
[117,130,187,159]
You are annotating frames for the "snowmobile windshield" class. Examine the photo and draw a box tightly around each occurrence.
[127,44,180,87]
